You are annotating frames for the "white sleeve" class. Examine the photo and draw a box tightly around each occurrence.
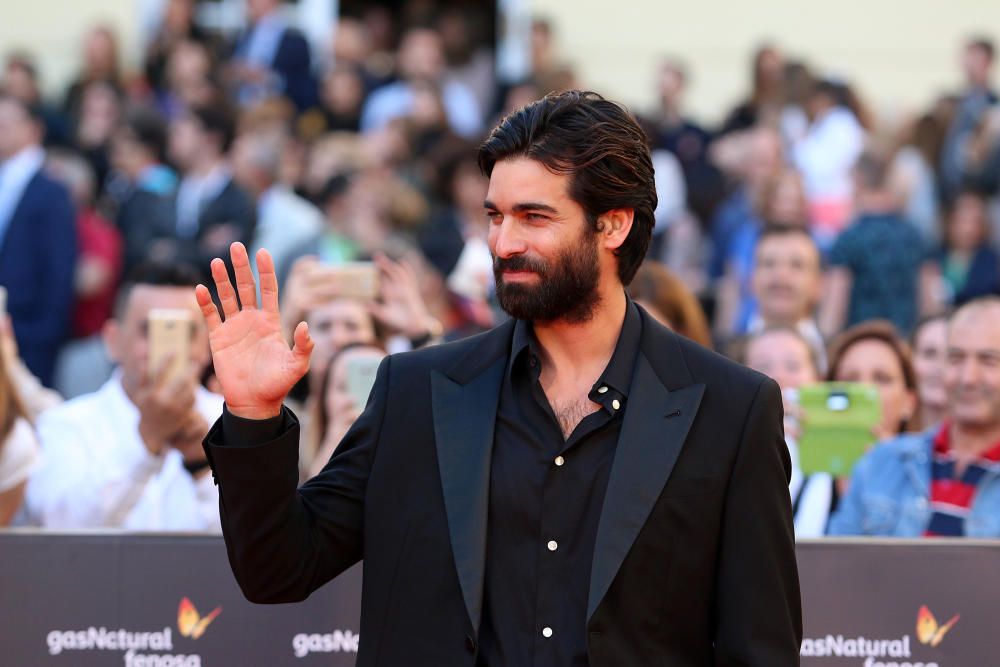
[0,419,40,493]
[26,412,164,529]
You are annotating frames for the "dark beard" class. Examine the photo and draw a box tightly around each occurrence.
[493,234,601,324]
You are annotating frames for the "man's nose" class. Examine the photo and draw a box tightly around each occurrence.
[490,217,526,258]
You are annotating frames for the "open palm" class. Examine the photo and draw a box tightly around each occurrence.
[195,243,314,420]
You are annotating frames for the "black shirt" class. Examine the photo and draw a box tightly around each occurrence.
[476,300,642,667]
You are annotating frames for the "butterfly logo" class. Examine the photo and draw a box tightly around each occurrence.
[177,597,222,640]
[916,605,959,647]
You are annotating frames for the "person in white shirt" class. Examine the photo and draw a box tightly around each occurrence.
[25,261,223,531]
[0,328,39,525]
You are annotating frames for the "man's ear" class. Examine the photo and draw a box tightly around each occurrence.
[597,209,635,251]
[102,319,122,364]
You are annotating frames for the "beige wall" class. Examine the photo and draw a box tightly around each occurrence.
[0,1,140,99]
[533,0,1000,126]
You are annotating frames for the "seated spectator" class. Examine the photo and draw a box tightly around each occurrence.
[791,79,866,244]
[46,150,122,338]
[361,27,482,139]
[921,189,1000,310]
[741,327,821,534]
[820,150,926,338]
[2,52,70,146]
[0,326,39,526]
[910,313,950,431]
[144,0,213,95]
[107,107,177,275]
[627,261,712,348]
[72,80,122,194]
[826,320,918,442]
[305,342,387,479]
[748,225,826,371]
[232,128,324,280]
[716,168,810,339]
[0,93,77,388]
[707,125,783,284]
[25,262,223,531]
[792,321,918,535]
[62,25,123,120]
[166,103,256,280]
[829,298,1000,537]
[227,0,317,111]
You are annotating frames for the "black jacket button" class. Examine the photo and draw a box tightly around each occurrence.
[465,635,476,653]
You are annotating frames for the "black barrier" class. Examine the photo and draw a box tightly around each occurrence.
[1,532,997,666]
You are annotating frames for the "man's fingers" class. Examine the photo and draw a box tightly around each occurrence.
[230,242,259,310]
[291,321,314,370]
[195,284,222,332]
[257,248,280,314]
[211,258,240,319]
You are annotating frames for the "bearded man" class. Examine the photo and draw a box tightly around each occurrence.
[197,90,802,666]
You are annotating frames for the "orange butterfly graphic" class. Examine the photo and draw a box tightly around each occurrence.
[916,605,959,647]
[177,597,222,640]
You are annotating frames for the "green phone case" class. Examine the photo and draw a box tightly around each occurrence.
[797,382,881,477]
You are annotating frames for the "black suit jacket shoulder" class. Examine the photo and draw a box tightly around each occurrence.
[205,308,801,666]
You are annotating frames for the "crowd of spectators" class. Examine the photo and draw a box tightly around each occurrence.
[1,0,1000,540]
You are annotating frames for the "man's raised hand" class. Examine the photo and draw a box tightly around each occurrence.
[194,243,314,420]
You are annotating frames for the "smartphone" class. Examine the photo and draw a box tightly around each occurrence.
[0,286,6,314]
[307,262,379,301]
[344,354,382,408]
[148,308,193,385]
[797,382,882,477]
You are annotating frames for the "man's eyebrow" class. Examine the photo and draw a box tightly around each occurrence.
[482,200,559,214]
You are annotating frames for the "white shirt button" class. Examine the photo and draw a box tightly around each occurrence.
[542,627,553,638]
[597,386,608,394]
[612,399,621,410]
[547,540,558,551]
[554,456,565,466]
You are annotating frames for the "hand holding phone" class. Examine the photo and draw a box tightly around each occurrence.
[797,382,882,477]
[148,308,193,386]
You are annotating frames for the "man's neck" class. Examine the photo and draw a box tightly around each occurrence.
[187,156,224,180]
[532,287,627,384]
[949,421,1000,459]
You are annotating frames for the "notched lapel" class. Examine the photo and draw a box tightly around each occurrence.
[588,354,705,620]
[431,356,506,635]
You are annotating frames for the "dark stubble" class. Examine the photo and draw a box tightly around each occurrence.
[493,230,602,324]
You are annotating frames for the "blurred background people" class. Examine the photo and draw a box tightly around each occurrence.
[830,299,1000,537]
[910,313,951,431]
[25,262,222,531]
[0,94,77,388]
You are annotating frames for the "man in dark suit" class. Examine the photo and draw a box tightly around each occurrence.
[166,103,255,282]
[198,91,802,666]
[228,0,317,111]
[0,94,76,387]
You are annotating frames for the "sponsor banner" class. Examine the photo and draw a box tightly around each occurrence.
[1,534,998,665]
[798,539,1000,666]
[0,532,361,666]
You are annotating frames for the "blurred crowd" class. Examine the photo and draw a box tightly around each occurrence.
[2,0,1000,540]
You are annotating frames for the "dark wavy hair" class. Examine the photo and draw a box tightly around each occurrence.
[477,90,657,285]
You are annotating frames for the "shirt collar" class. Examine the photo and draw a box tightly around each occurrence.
[508,296,643,407]
[934,421,1000,462]
[0,145,44,183]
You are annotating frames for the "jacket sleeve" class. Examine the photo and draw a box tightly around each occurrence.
[203,355,391,603]
[826,448,875,536]
[13,183,76,347]
[713,377,803,666]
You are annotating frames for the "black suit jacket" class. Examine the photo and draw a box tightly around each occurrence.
[205,308,802,666]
